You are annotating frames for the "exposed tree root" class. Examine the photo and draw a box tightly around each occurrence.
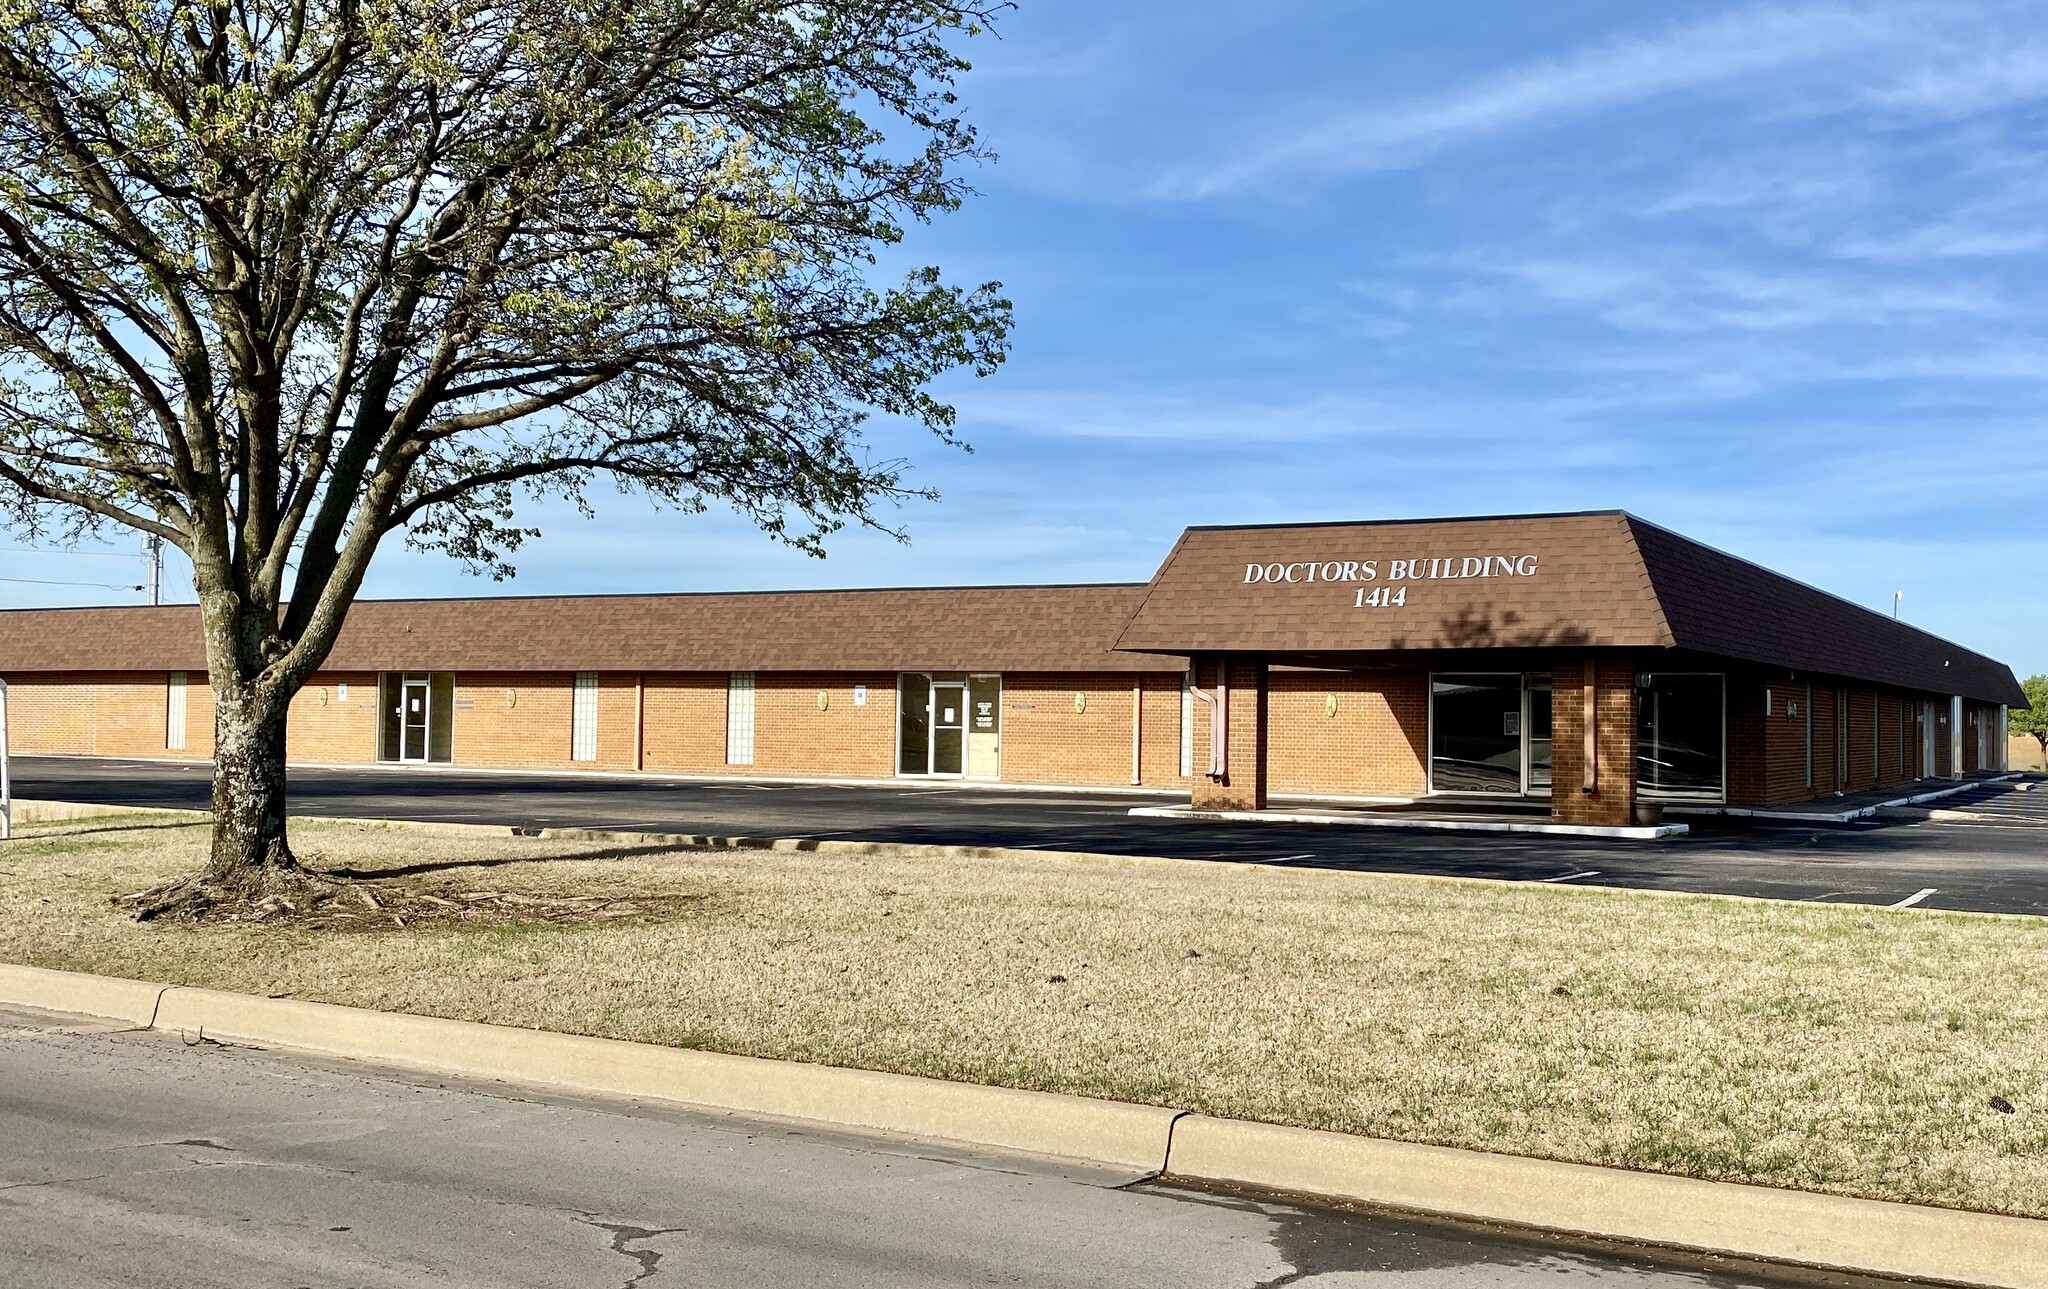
[114,866,706,931]
[117,860,344,924]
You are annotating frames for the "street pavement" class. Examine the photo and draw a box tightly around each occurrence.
[0,1004,1904,1288]
[12,755,2048,915]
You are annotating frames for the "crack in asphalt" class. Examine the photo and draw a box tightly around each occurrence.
[0,1173,112,1193]
[572,1214,690,1288]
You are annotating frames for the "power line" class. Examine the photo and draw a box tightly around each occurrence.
[0,575,146,592]
[0,545,139,557]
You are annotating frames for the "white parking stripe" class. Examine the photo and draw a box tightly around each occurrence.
[1540,871,1603,883]
[1892,888,1939,909]
[1266,854,1314,863]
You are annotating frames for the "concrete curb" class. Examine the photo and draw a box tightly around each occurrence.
[6,961,2048,1286]
[1681,775,2023,825]
[1166,1116,2048,1288]
[146,985,1176,1173]
[7,799,203,825]
[1127,804,1688,840]
[0,962,166,1028]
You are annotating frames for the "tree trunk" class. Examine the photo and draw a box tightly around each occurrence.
[205,683,297,882]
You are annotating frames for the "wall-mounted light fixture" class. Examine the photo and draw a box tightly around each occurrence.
[1325,693,1338,718]
[1073,692,1087,714]
[505,690,518,709]
[818,690,830,711]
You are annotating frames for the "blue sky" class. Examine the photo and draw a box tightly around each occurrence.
[7,0,2047,675]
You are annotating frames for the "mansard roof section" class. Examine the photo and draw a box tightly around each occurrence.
[1113,512,1671,656]
[1624,517,2025,708]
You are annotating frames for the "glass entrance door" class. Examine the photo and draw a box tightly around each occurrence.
[400,677,431,763]
[931,680,966,776]
[899,673,996,778]
[1430,674,1524,794]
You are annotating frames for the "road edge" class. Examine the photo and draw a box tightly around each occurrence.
[3,960,2044,1287]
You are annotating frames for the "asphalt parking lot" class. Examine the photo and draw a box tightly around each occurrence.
[10,755,2047,916]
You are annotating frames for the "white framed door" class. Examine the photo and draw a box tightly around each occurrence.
[400,676,432,763]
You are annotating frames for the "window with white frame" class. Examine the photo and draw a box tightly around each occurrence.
[166,671,187,751]
[571,672,599,762]
[1180,670,1194,776]
[727,672,756,765]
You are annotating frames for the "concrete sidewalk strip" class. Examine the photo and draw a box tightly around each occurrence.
[1127,804,1688,840]
[3,963,2047,1287]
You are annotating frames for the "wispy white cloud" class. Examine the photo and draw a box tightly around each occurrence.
[1444,253,2010,332]
[1154,1,1916,198]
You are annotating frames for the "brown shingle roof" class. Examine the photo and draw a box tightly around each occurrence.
[1626,516,2025,707]
[0,584,1171,675]
[1,514,2023,706]
[1114,512,2025,706]
[1113,512,1669,654]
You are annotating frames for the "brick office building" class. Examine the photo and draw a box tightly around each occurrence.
[0,512,2025,826]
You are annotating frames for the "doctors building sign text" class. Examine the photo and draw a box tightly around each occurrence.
[1243,554,1541,610]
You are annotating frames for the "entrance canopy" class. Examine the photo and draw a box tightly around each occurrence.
[1115,511,2024,707]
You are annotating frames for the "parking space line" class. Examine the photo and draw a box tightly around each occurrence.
[1540,871,1603,882]
[1892,888,1938,909]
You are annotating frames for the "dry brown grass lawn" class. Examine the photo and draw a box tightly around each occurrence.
[4,813,2046,1218]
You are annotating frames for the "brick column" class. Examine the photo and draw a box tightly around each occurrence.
[1549,658,1637,826]
[1190,653,1268,812]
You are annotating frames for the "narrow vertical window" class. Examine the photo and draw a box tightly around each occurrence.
[571,672,599,762]
[166,672,187,751]
[1180,670,1194,777]
[726,672,756,766]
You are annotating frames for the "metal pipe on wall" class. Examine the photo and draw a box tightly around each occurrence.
[1130,680,1142,785]
[1581,661,1597,795]
[633,673,646,772]
[1188,654,1227,781]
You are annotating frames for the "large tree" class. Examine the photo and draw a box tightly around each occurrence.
[2013,675,2048,772]
[0,0,1009,910]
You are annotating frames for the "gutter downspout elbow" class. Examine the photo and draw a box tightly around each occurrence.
[1189,655,1228,781]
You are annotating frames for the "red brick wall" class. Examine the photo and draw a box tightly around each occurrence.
[1549,659,1636,825]
[1,673,174,757]
[283,673,379,764]
[1724,671,1767,806]
[1266,667,1426,798]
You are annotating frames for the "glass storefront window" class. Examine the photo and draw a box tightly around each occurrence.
[1431,674,1524,794]
[898,673,931,775]
[1637,673,1725,801]
[1527,679,1552,790]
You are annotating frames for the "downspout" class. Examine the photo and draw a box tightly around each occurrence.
[633,672,646,772]
[1130,680,1143,786]
[1580,660,1597,796]
[1189,654,1228,781]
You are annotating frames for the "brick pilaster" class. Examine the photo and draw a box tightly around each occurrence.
[1190,654,1269,811]
[1549,658,1637,826]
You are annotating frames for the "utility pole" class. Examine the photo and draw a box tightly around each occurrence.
[144,535,162,606]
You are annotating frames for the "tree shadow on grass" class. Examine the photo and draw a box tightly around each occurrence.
[319,842,716,882]
[15,818,209,840]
